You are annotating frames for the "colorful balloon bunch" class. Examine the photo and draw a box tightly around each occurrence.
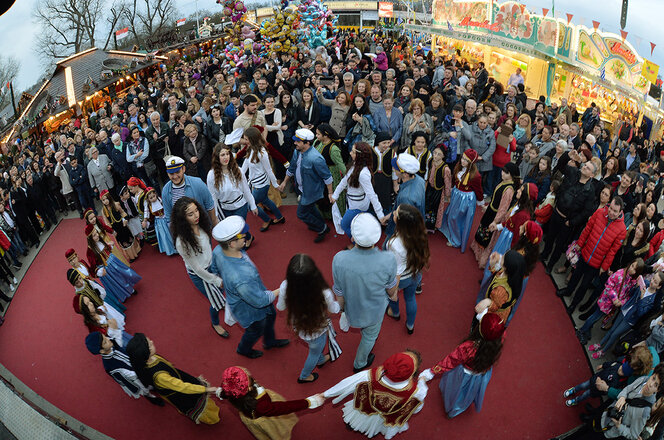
[296,0,337,48]
[217,0,247,23]
[259,5,301,55]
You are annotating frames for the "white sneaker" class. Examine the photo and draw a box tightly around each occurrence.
[12,277,17,284]
[9,284,15,292]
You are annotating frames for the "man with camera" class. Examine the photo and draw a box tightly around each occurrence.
[557,363,664,439]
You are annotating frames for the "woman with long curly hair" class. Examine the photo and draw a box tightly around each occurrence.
[330,142,384,245]
[385,204,430,334]
[239,127,285,232]
[421,312,505,418]
[276,254,340,383]
[171,196,229,338]
[206,142,258,248]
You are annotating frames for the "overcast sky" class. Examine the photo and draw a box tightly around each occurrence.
[0,0,662,90]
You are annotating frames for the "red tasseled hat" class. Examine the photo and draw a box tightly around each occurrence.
[382,352,416,382]
[65,248,76,259]
[463,148,478,164]
[524,220,543,245]
[479,313,505,341]
[127,177,147,190]
[526,182,538,202]
[84,224,95,236]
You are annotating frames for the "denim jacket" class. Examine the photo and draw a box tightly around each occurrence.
[385,175,426,238]
[161,175,214,224]
[286,146,333,206]
[211,248,275,328]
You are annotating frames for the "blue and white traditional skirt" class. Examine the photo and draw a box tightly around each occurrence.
[481,228,514,281]
[440,364,492,418]
[439,187,476,253]
[155,217,177,255]
[100,253,141,303]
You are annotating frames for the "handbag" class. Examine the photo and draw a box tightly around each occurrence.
[474,225,492,248]
[566,240,581,266]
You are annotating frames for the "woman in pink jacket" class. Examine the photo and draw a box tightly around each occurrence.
[575,258,645,344]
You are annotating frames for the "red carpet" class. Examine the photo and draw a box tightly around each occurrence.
[0,207,590,439]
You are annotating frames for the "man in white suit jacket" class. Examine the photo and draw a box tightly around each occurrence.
[87,146,115,195]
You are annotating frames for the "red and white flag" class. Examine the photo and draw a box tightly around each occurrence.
[176,18,186,26]
[115,27,129,40]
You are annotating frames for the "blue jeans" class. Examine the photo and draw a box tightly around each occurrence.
[252,185,283,223]
[569,380,591,403]
[354,317,384,369]
[340,209,363,238]
[388,273,422,328]
[221,204,253,241]
[297,202,326,233]
[600,312,632,352]
[237,311,277,355]
[300,332,328,380]
[579,305,605,336]
[187,272,221,326]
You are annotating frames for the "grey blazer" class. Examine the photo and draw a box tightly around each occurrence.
[87,154,115,191]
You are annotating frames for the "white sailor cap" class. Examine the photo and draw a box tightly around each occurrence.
[391,153,420,175]
[165,156,185,173]
[351,213,382,247]
[212,216,250,242]
[225,128,244,145]
[293,128,315,142]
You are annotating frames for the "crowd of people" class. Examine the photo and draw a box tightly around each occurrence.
[5,28,664,438]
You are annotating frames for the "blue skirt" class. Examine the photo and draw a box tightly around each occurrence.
[155,217,177,255]
[439,364,492,418]
[100,254,141,303]
[439,187,476,253]
[481,228,514,281]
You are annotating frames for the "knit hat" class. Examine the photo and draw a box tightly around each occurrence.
[526,182,538,201]
[524,220,543,245]
[221,366,251,398]
[85,332,103,355]
[382,352,417,382]
[479,312,505,341]
[503,162,519,179]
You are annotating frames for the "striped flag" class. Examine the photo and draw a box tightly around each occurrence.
[600,67,606,81]
[176,18,186,26]
[447,20,453,31]
[115,27,129,40]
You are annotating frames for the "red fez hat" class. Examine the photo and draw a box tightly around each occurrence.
[479,313,505,341]
[65,248,76,259]
[127,177,147,190]
[463,148,478,164]
[524,220,543,245]
[99,189,109,199]
[383,352,416,382]
[84,224,95,236]
[72,295,83,314]
[221,366,251,398]
[526,182,538,201]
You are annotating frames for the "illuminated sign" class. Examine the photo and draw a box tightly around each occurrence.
[459,16,500,32]
[609,42,637,65]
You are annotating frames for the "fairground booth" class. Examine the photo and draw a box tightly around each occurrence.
[407,0,664,137]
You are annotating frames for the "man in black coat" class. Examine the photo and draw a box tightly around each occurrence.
[25,173,56,230]
[66,157,95,214]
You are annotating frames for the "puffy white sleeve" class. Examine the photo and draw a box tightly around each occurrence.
[260,149,279,188]
[239,174,257,211]
[332,167,351,200]
[276,280,288,311]
[323,371,370,404]
[359,168,384,218]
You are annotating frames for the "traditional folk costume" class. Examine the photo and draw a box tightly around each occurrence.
[323,352,429,439]
[476,182,538,271]
[370,142,396,213]
[219,366,323,440]
[137,354,220,424]
[68,269,127,346]
[425,160,452,230]
[475,255,520,323]
[100,190,140,261]
[506,222,543,326]
[469,162,518,262]
[331,165,384,237]
[440,149,483,252]
[315,140,347,218]
[405,145,432,180]
[143,188,176,255]
[85,208,130,267]
[86,224,141,303]
[423,313,505,418]
[84,332,152,400]
[119,185,144,239]
[66,249,125,315]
